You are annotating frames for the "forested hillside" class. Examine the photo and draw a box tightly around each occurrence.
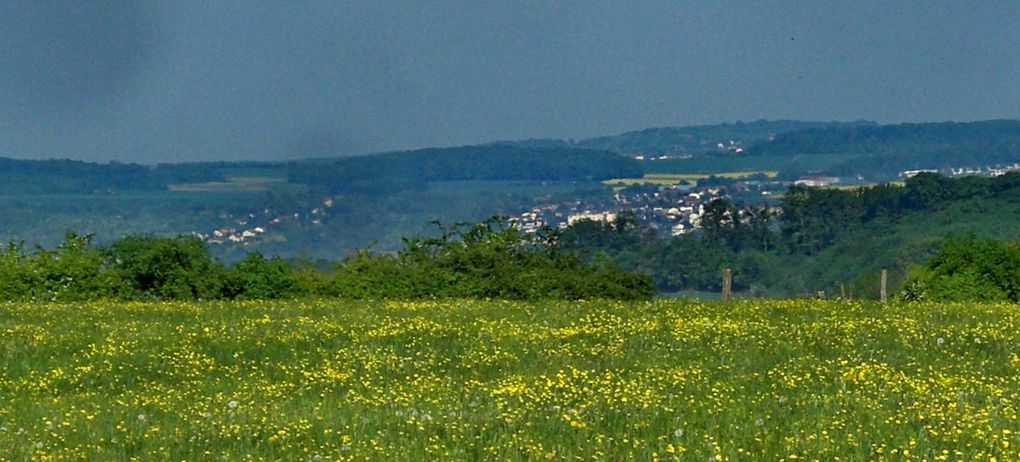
[0,158,227,194]
[745,120,1020,179]
[565,172,1020,298]
[576,120,874,156]
[287,145,642,194]
[750,120,1020,156]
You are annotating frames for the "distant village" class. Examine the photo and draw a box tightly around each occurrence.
[192,161,1020,246]
[514,161,1020,237]
[192,198,335,246]
[511,179,781,237]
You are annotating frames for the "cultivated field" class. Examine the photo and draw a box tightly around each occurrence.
[1,300,1018,461]
[603,171,779,187]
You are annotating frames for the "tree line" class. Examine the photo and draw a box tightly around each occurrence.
[0,218,654,302]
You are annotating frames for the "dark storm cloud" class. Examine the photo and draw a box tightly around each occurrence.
[0,0,157,118]
[0,1,1017,163]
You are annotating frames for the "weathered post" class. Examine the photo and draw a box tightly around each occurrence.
[880,269,888,303]
[721,268,732,301]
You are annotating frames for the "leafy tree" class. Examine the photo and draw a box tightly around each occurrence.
[780,186,863,254]
[107,236,226,300]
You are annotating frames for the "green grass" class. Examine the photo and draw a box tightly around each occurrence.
[167,176,288,192]
[1,299,1018,460]
[642,154,856,175]
[603,172,779,187]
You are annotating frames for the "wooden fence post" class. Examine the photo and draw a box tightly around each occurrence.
[880,269,888,303]
[721,268,732,301]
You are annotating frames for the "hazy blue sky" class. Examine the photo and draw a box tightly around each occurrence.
[1,1,1018,163]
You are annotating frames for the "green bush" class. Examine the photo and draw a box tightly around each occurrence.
[900,235,1020,302]
[224,252,296,299]
[106,236,226,300]
[0,242,34,300]
[327,217,655,300]
[0,233,123,301]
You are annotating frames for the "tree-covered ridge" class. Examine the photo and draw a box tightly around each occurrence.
[728,119,1020,180]
[576,120,875,156]
[749,120,1020,156]
[5,119,1020,196]
[0,158,227,194]
[287,145,643,194]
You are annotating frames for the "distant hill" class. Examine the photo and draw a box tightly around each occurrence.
[749,120,1020,156]
[745,120,1020,179]
[5,119,1020,265]
[0,158,228,195]
[576,120,876,156]
[287,144,642,194]
[12,119,1019,195]
[494,120,876,157]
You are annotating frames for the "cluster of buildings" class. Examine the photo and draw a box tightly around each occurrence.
[513,180,785,237]
[193,198,335,245]
[900,163,1020,179]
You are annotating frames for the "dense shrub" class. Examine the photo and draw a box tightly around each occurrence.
[0,233,122,301]
[327,218,655,300]
[900,235,1020,302]
[224,252,296,299]
[107,236,226,300]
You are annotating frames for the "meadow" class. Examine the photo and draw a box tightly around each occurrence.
[1,299,1018,461]
[603,172,779,187]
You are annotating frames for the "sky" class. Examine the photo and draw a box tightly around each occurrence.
[1,0,1018,164]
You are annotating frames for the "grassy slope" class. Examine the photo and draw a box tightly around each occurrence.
[1,299,1017,460]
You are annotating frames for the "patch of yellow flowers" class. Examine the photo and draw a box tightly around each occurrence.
[0,299,1018,460]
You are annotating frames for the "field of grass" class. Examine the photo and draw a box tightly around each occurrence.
[641,154,857,175]
[167,177,288,192]
[603,171,778,187]
[2,299,1019,460]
